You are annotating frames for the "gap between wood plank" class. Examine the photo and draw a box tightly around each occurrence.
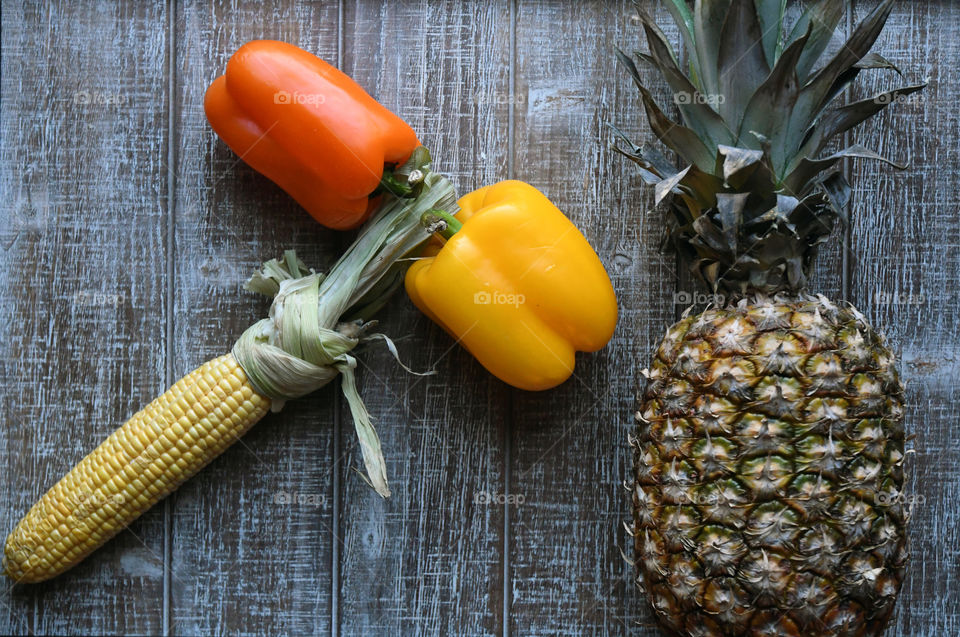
[503,2,518,635]
[331,3,345,636]
[842,2,855,304]
[162,0,178,634]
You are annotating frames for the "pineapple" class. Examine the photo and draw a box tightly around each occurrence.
[615,1,924,635]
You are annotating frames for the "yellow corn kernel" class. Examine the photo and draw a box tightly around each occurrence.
[3,353,270,583]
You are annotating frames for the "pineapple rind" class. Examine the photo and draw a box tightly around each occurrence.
[634,295,906,636]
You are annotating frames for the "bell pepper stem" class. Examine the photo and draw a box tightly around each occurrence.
[230,146,457,499]
[379,168,414,198]
[420,209,462,240]
[377,147,433,198]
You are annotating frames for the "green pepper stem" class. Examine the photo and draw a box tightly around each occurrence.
[233,146,457,499]
[244,146,458,328]
[378,167,414,198]
[420,208,462,240]
[376,147,433,198]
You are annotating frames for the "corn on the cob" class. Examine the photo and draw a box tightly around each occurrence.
[3,353,270,583]
[4,148,457,584]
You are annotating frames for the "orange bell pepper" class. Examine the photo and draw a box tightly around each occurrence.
[204,40,420,230]
[405,181,618,391]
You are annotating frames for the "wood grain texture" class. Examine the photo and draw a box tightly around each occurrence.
[338,1,511,634]
[169,1,342,634]
[848,2,960,635]
[0,0,170,634]
[509,2,675,634]
[0,1,957,636]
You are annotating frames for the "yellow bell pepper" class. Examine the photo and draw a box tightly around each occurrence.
[404,180,617,391]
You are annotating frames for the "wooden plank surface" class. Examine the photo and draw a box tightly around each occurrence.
[0,0,170,634]
[168,2,342,635]
[848,2,960,635]
[1,1,958,636]
[337,1,511,634]
[508,2,675,634]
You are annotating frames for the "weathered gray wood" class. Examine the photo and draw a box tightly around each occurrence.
[0,0,170,634]
[508,1,675,634]
[1,2,957,635]
[848,2,960,635]
[169,1,342,635]
[337,1,512,634]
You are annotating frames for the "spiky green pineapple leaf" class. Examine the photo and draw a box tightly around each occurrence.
[646,145,675,173]
[818,171,852,222]
[659,0,700,86]
[799,82,927,159]
[754,0,787,67]
[612,126,678,178]
[855,51,903,75]
[774,193,801,222]
[633,5,682,66]
[656,163,726,210]
[656,166,694,205]
[717,192,749,252]
[784,144,905,194]
[615,47,716,171]
[635,13,733,150]
[741,195,789,229]
[814,51,905,122]
[719,145,778,204]
[738,26,809,171]
[680,164,726,208]
[660,0,696,44]
[635,50,732,152]
[787,0,895,157]
[694,0,734,97]
[786,0,845,82]
[611,144,664,185]
[718,0,771,127]
[788,194,833,239]
[717,145,764,188]
[692,214,732,256]
[617,0,923,295]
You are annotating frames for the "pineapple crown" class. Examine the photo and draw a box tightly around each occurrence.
[614,0,925,297]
